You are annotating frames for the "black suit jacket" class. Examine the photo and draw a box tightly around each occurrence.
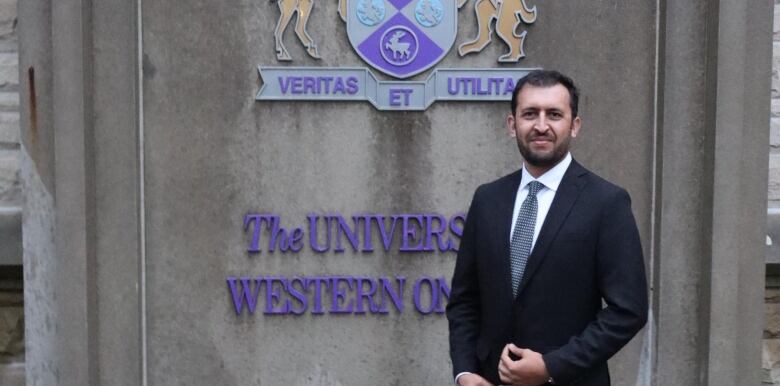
[447,160,648,386]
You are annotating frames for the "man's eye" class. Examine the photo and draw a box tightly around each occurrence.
[522,112,536,118]
[549,112,563,119]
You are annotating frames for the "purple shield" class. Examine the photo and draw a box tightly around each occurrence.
[347,0,456,79]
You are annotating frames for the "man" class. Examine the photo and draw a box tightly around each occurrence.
[446,70,648,386]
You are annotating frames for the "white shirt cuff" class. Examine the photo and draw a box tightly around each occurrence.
[454,372,472,385]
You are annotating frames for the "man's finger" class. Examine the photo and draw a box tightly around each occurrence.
[507,344,525,358]
[498,363,512,385]
[500,344,514,363]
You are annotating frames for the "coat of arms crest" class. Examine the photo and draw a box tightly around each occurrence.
[346,0,457,78]
[261,0,538,110]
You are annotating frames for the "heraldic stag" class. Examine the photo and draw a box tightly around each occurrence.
[385,31,411,59]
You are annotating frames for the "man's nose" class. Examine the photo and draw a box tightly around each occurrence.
[534,113,549,131]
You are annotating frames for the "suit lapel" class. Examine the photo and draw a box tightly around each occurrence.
[515,160,588,299]
[496,170,522,301]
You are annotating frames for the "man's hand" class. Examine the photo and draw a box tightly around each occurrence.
[458,373,494,386]
[497,344,550,386]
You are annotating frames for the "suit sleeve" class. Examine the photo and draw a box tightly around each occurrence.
[446,187,483,379]
[542,188,649,384]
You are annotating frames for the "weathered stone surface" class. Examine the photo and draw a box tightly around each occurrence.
[768,288,780,303]
[0,1,15,41]
[772,118,780,148]
[0,150,18,205]
[775,4,780,39]
[0,92,18,111]
[772,98,780,117]
[0,111,19,145]
[0,53,17,88]
[767,302,780,339]
[0,305,22,358]
[0,209,21,266]
[764,339,780,384]
[0,363,23,386]
[768,154,780,200]
[773,43,780,98]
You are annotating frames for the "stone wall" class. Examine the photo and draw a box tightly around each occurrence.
[0,0,22,384]
[764,1,780,384]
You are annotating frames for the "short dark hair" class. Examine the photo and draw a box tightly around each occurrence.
[510,70,579,118]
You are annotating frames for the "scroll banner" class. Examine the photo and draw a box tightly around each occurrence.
[256,67,540,111]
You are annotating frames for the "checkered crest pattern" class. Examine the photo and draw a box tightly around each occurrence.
[510,180,544,296]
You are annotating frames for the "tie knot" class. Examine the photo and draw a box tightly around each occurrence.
[528,181,544,197]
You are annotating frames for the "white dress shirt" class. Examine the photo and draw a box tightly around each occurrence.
[454,152,572,386]
[510,152,572,248]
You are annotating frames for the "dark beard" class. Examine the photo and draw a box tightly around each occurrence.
[516,135,570,168]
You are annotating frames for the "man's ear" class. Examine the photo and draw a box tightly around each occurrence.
[507,114,516,137]
[571,116,582,138]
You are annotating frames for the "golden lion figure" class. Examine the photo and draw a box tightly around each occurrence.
[458,0,537,62]
[274,0,352,61]
[274,0,323,60]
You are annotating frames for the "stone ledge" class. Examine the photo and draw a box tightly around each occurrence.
[0,150,19,205]
[0,207,20,266]
[0,362,22,386]
[769,154,780,200]
[765,339,780,385]
[0,110,18,144]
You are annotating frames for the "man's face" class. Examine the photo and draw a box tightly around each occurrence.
[507,84,581,170]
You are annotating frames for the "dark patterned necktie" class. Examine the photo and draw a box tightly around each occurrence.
[510,180,544,296]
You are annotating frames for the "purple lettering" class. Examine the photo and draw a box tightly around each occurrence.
[291,77,304,94]
[320,76,333,93]
[226,276,262,315]
[377,215,399,251]
[333,77,346,94]
[306,276,330,314]
[243,214,278,253]
[289,227,304,252]
[400,214,424,251]
[413,276,437,314]
[448,213,466,252]
[378,276,405,313]
[287,277,308,315]
[278,77,292,94]
[447,77,459,95]
[361,214,375,252]
[489,77,503,95]
[424,213,448,252]
[476,78,490,95]
[504,77,516,95]
[400,89,412,105]
[308,214,331,253]
[389,88,413,106]
[267,221,291,252]
[389,89,403,106]
[334,215,360,253]
[329,276,355,313]
[264,276,291,314]
[346,76,359,94]
[355,276,380,314]
[303,76,317,93]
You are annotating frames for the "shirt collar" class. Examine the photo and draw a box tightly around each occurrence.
[520,152,572,193]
